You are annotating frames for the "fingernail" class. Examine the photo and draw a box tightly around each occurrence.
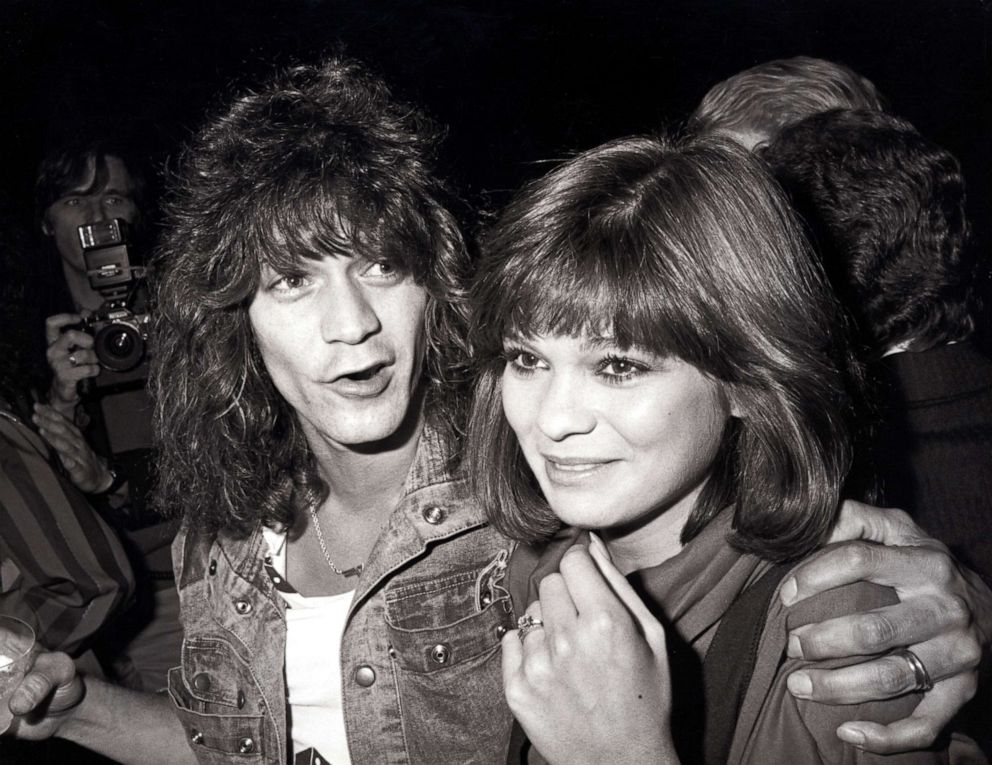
[779,576,798,606]
[9,694,28,715]
[787,672,812,698]
[589,533,607,556]
[787,633,804,659]
[837,724,867,748]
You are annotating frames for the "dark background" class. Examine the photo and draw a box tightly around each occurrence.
[3,0,990,335]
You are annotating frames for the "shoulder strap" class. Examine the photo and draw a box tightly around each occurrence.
[702,562,792,765]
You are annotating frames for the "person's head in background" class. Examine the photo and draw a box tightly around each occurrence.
[764,109,975,359]
[689,56,885,151]
[35,139,147,313]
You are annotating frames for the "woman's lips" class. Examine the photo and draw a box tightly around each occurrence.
[542,455,617,486]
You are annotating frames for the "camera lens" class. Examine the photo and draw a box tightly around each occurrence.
[109,331,134,356]
[94,322,145,372]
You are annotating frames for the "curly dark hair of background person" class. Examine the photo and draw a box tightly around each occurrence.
[765,109,975,356]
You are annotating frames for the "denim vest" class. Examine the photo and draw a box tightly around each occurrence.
[168,428,517,764]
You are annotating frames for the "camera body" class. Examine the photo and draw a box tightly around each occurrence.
[75,219,152,390]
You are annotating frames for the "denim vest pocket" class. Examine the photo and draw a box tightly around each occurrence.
[384,559,512,673]
[383,558,515,765]
[168,638,268,762]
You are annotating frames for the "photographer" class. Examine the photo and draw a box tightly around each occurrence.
[33,140,180,692]
[36,140,148,494]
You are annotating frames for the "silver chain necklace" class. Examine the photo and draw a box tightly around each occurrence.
[308,504,364,578]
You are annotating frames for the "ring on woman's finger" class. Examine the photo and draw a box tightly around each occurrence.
[68,353,78,367]
[892,648,934,693]
[517,614,545,642]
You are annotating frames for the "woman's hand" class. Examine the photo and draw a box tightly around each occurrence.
[781,500,988,753]
[502,537,679,765]
[44,313,100,420]
[32,403,113,494]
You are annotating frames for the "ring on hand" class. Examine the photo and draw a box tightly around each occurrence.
[517,613,545,642]
[68,353,78,367]
[893,648,934,693]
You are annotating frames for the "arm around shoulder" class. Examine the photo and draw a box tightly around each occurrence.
[749,579,954,764]
[781,505,989,754]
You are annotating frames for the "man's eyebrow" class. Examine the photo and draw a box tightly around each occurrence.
[102,187,133,197]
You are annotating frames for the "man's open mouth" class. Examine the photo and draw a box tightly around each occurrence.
[338,362,387,382]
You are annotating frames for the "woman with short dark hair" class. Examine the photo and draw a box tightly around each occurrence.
[467,134,974,764]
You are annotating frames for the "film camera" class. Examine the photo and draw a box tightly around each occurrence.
[73,219,151,389]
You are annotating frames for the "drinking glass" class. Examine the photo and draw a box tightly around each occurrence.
[0,616,36,735]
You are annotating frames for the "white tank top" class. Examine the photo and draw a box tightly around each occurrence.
[262,527,354,765]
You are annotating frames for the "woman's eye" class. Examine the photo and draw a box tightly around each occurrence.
[598,356,648,380]
[515,352,541,369]
[504,348,545,374]
[605,359,635,375]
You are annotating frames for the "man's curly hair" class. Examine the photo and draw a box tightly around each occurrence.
[151,57,472,536]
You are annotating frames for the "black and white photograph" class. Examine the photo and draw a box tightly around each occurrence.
[1,2,990,763]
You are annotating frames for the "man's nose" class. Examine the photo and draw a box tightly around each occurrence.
[321,279,380,345]
[535,372,596,442]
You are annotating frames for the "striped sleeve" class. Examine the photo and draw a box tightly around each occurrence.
[0,413,135,656]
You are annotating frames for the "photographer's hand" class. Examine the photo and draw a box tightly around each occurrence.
[32,403,114,494]
[45,313,100,420]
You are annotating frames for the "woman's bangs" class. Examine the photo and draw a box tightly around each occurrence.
[498,244,689,358]
[503,264,609,340]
